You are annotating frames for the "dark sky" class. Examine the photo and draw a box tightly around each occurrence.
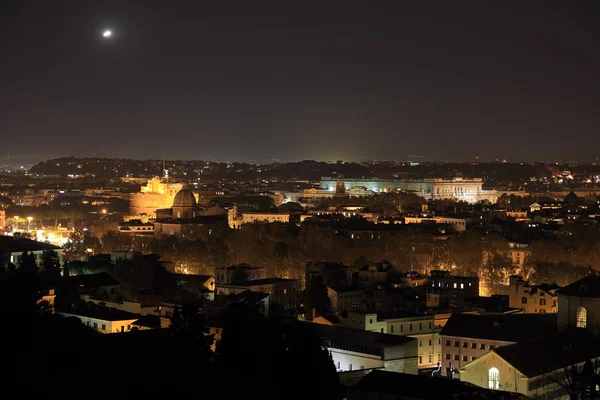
[2,1,599,163]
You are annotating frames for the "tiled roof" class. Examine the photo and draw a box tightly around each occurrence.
[440,313,557,342]
[493,329,600,378]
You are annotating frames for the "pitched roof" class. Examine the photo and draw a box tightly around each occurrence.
[351,370,526,399]
[557,275,600,298]
[0,236,61,253]
[440,313,557,342]
[230,290,270,304]
[56,301,139,321]
[492,329,600,378]
[69,272,120,287]
[132,314,162,329]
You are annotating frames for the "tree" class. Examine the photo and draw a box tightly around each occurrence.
[169,303,214,363]
[305,275,331,318]
[40,249,61,286]
[46,209,68,230]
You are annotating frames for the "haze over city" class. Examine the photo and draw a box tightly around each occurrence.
[6,2,600,398]
[2,0,600,163]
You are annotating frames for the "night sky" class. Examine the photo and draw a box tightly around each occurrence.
[2,1,599,163]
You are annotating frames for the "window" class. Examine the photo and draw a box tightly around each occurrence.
[463,342,468,348]
[370,319,373,324]
[429,322,432,329]
[391,325,394,333]
[454,341,459,347]
[540,299,546,306]
[349,364,353,371]
[429,354,432,363]
[419,356,422,364]
[445,353,451,360]
[410,324,413,332]
[438,353,441,361]
[521,297,527,304]
[360,365,364,370]
[460,283,464,289]
[401,324,404,333]
[471,342,476,349]
[419,340,423,347]
[489,367,500,390]
[453,355,459,361]
[462,355,468,362]
[453,283,457,289]
[472,356,477,361]
[489,345,495,350]
[445,340,451,346]
[93,322,98,329]
[101,324,106,331]
[381,328,384,333]
[429,339,432,346]
[419,323,422,330]
[480,344,486,350]
[577,307,587,328]
[438,338,441,345]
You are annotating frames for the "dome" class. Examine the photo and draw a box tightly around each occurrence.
[205,205,228,216]
[563,191,579,206]
[172,184,197,208]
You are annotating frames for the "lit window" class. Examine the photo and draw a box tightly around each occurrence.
[489,367,500,390]
[453,283,457,289]
[577,307,587,328]
[460,283,464,289]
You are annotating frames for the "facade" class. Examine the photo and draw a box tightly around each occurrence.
[459,330,600,399]
[0,209,5,230]
[320,177,496,204]
[508,276,558,313]
[0,237,64,270]
[342,312,442,369]
[56,302,139,334]
[328,287,366,312]
[440,313,558,378]
[129,176,184,218]
[356,261,396,287]
[429,270,479,300]
[298,322,418,374]
[215,264,267,284]
[241,212,290,224]
[557,275,600,333]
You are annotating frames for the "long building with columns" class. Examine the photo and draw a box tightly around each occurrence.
[320,177,498,204]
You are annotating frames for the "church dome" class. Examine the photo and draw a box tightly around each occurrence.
[173,183,197,208]
[205,205,228,216]
[563,191,579,206]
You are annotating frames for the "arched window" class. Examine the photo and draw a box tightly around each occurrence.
[577,307,587,328]
[489,367,500,390]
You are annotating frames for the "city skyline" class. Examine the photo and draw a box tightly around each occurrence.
[2,1,600,162]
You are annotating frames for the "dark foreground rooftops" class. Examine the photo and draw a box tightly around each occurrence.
[222,278,300,287]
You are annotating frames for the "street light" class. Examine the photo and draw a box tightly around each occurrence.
[27,216,33,231]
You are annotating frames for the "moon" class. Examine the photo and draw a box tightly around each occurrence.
[102,30,112,38]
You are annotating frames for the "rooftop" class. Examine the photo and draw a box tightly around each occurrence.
[440,313,557,342]
[492,329,600,378]
[351,370,526,400]
[557,275,600,298]
[0,236,61,253]
[56,301,140,322]
[69,272,121,287]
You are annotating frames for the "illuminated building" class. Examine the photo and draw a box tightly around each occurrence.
[459,329,600,398]
[320,177,497,204]
[440,313,557,378]
[0,209,5,231]
[557,275,600,332]
[508,276,558,314]
[341,312,445,369]
[128,176,185,218]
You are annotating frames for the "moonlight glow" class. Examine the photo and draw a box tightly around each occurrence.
[102,30,112,38]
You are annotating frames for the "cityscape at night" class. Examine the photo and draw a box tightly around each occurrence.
[3,1,600,398]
